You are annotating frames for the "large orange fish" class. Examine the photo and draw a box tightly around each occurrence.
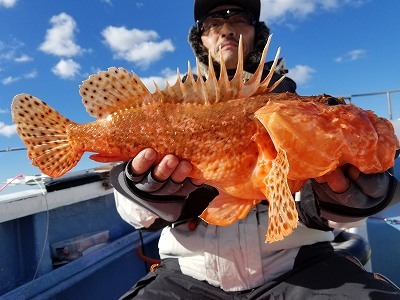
[11,36,399,242]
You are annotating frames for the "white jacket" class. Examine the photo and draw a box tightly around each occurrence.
[114,190,334,292]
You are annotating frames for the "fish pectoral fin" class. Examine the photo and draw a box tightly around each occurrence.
[258,147,299,243]
[199,193,255,226]
[89,153,132,162]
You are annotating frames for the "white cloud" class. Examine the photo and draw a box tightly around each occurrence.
[24,69,37,79]
[39,13,82,57]
[288,65,316,85]
[0,38,31,66]
[14,54,32,63]
[102,26,175,68]
[260,0,365,23]
[1,38,24,49]
[335,49,366,63]
[52,58,81,79]
[1,70,37,85]
[0,122,17,137]
[0,108,8,113]
[1,75,20,85]
[0,0,17,8]
[0,50,14,60]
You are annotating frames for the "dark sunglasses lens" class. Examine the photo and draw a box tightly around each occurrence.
[198,10,254,33]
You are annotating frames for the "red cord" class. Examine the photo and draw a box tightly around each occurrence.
[0,174,24,192]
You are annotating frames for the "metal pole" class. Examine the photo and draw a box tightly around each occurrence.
[0,147,27,153]
[341,89,400,120]
[387,91,392,120]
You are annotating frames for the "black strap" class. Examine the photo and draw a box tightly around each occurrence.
[296,181,331,231]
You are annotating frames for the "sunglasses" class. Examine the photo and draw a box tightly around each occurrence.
[196,9,256,34]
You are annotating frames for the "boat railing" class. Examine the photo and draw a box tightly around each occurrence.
[342,89,400,120]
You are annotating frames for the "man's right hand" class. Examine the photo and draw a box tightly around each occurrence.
[129,148,201,185]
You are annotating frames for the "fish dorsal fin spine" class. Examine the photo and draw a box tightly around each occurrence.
[205,50,218,103]
[216,44,231,102]
[229,36,244,97]
[158,34,284,105]
[196,57,209,104]
[257,45,285,94]
[80,67,153,118]
[240,35,271,96]
[180,63,201,104]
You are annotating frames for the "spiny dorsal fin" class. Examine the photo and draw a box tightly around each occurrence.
[157,34,284,105]
[80,67,153,118]
[79,35,284,119]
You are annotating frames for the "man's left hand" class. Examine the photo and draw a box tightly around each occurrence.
[313,164,390,209]
[314,165,360,193]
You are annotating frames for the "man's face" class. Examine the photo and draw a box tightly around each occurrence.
[200,5,256,70]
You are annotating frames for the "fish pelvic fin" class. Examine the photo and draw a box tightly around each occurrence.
[11,94,82,178]
[199,193,255,226]
[258,147,298,242]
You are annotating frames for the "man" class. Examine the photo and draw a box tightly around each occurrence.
[111,0,400,298]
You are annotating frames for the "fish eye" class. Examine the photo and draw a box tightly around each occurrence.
[326,97,340,106]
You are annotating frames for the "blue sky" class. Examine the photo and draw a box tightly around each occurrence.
[0,0,400,189]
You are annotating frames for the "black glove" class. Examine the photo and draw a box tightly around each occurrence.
[311,169,398,222]
[125,160,201,197]
[312,172,389,209]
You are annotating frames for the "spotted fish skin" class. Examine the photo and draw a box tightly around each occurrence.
[11,36,399,242]
[11,92,301,185]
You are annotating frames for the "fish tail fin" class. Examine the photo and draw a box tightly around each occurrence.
[11,94,82,177]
